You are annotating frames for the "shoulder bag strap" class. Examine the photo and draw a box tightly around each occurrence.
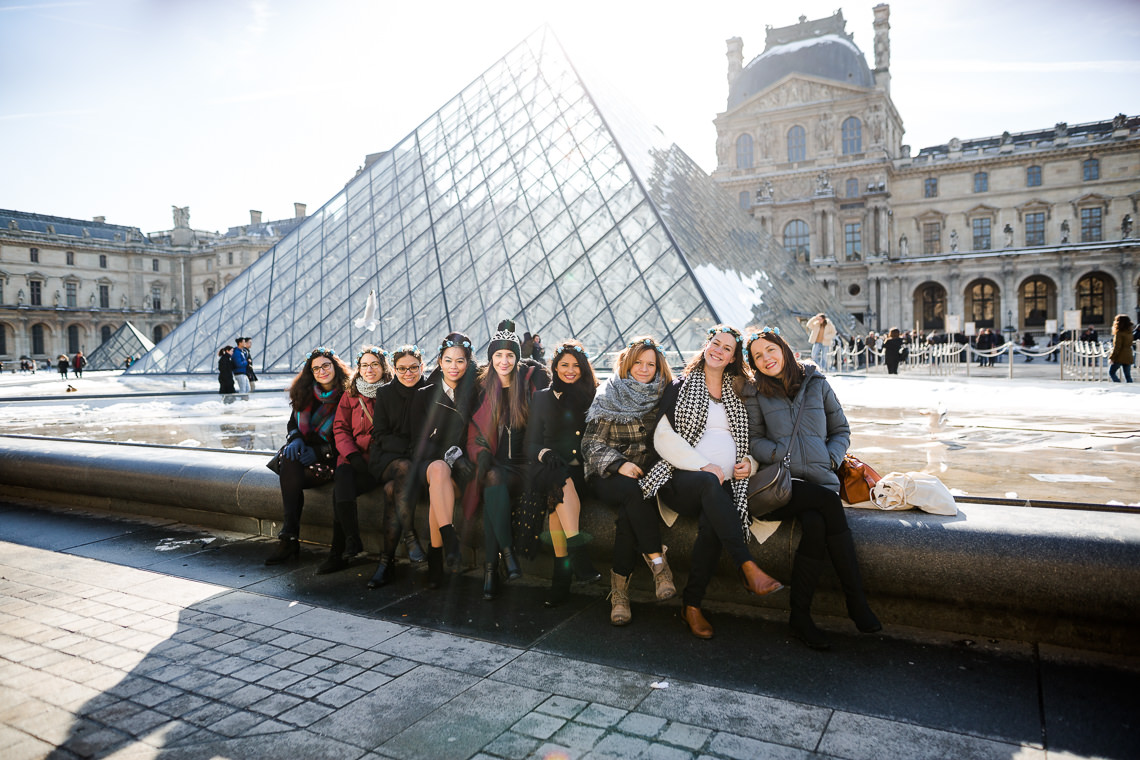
[781,377,813,465]
[358,397,374,426]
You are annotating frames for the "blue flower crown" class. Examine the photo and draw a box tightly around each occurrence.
[706,325,742,341]
[438,338,471,353]
[356,347,388,363]
[743,326,780,352]
[554,343,589,360]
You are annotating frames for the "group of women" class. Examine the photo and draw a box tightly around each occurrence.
[266,319,880,650]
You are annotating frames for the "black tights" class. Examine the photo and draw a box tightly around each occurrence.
[278,459,327,539]
[376,459,416,557]
[763,479,849,560]
[590,474,663,576]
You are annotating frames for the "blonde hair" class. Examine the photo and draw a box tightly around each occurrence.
[616,336,673,384]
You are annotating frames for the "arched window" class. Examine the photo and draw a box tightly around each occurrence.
[915,283,946,331]
[32,324,45,355]
[845,178,860,198]
[67,325,80,354]
[735,134,753,169]
[1021,277,1054,327]
[153,325,165,343]
[841,117,862,154]
[787,126,806,162]
[101,325,112,345]
[783,220,810,261]
[966,280,999,328]
[1076,273,1114,325]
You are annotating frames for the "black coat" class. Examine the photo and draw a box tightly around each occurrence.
[524,387,587,465]
[369,376,427,477]
[218,354,236,394]
[410,371,473,466]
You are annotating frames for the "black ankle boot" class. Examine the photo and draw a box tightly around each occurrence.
[568,537,601,583]
[825,530,882,633]
[403,531,427,564]
[342,534,363,561]
[265,537,299,565]
[483,559,500,600]
[544,557,572,608]
[500,548,522,581]
[366,555,394,589]
[334,500,362,560]
[426,546,444,589]
[789,553,830,651]
[317,551,349,575]
[440,525,461,572]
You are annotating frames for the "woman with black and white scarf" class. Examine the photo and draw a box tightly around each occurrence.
[641,326,783,639]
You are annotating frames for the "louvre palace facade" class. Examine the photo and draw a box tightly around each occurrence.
[0,205,305,363]
[712,5,1140,337]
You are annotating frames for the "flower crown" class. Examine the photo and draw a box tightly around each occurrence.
[439,338,471,353]
[392,344,423,360]
[706,325,742,341]
[555,343,589,360]
[307,346,337,360]
[743,326,780,352]
[627,337,661,352]
[356,347,388,363]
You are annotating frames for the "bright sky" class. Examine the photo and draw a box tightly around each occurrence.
[2,0,1138,236]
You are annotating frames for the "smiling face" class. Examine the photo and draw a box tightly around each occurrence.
[439,347,468,388]
[310,356,337,390]
[392,354,422,387]
[492,349,516,384]
[751,339,785,378]
[703,332,737,371]
[628,347,658,384]
[555,353,580,385]
[358,353,384,385]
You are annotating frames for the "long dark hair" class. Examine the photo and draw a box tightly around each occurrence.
[478,355,530,431]
[1113,314,1134,335]
[745,331,804,399]
[289,347,350,409]
[682,324,746,378]
[346,346,393,397]
[434,332,476,418]
[550,339,598,414]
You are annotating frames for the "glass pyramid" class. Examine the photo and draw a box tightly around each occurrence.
[85,321,155,371]
[130,28,852,374]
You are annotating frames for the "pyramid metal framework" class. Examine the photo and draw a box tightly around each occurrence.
[85,321,155,371]
[130,29,851,374]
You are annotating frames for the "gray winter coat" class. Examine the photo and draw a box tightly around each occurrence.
[741,365,850,492]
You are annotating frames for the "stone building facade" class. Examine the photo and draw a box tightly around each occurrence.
[712,5,1140,338]
[0,205,305,363]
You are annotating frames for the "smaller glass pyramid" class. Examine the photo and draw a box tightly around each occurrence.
[85,322,155,371]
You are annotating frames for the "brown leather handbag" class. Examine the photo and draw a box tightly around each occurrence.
[838,454,882,504]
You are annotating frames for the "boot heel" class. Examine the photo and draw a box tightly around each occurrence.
[265,537,299,565]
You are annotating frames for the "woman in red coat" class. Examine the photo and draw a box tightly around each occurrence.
[324,346,393,573]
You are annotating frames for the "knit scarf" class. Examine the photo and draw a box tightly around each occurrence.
[586,374,664,424]
[354,377,383,398]
[639,368,752,543]
[296,385,341,442]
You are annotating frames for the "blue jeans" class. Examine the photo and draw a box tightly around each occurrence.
[1109,363,1133,383]
[811,342,829,371]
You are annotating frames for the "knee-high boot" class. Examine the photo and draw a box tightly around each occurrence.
[317,519,348,574]
[426,546,444,589]
[484,484,520,580]
[334,500,362,559]
[567,534,601,583]
[544,556,572,608]
[825,530,882,633]
[789,553,830,650]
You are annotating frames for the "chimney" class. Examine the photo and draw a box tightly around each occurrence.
[873,4,891,92]
[93,215,106,224]
[294,202,307,219]
[250,210,263,225]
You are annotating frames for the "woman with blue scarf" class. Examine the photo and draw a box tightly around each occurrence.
[265,347,351,565]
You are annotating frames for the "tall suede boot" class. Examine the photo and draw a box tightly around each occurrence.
[544,556,572,608]
[317,520,349,575]
[789,553,831,650]
[426,546,444,589]
[567,534,601,583]
[484,485,520,580]
[335,500,362,559]
[440,524,461,573]
[825,530,882,633]
[482,556,500,600]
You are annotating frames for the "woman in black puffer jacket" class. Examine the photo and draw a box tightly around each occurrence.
[742,328,880,651]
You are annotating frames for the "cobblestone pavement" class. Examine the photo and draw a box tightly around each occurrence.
[0,503,1136,759]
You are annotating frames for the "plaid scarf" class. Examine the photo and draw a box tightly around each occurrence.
[639,368,752,542]
[296,385,341,442]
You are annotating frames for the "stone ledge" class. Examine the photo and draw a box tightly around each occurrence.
[2,436,1138,653]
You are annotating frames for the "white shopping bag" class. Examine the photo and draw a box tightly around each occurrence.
[870,471,958,515]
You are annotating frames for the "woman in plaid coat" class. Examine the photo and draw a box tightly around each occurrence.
[582,336,675,626]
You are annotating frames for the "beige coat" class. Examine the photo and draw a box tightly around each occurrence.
[806,314,837,346]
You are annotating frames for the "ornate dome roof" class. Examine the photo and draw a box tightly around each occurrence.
[728,15,873,110]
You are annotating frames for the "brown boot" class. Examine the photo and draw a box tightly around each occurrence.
[642,545,677,601]
[608,571,632,626]
[741,560,783,596]
[681,605,714,639]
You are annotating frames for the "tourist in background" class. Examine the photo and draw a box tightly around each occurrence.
[217,346,236,395]
[743,328,881,650]
[883,328,904,375]
[57,354,69,379]
[365,345,429,587]
[582,336,676,626]
[1109,314,1135,383]
[324,347,392,575]
[642,326,783,640]
[410,332,478,588]
[73,350,85,378]
[523,339,601,607]
[232,336,251,395]
[265,347,350,565]
[464,319,550,600]
[805,313,836,371]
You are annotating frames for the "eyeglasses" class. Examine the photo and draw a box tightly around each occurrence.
[312,362,334,374]
[394,364,422,374]
[359,361,384,370]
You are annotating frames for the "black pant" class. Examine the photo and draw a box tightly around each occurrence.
[658,470,751,607]
[278,459,328,538]
[764,479,849,560]
[590,473,664,576]
[333,462,378,504]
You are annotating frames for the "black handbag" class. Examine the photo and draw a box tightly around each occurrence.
[747,385,810,517]
[266,439,336,483]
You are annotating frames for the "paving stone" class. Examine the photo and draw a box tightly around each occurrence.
[705,731,818,760]
[575,703,628,728]
[133,683,183,708]
[169,669,222,691]
[261,649,309,669]
[343,669,392,693]
[198,632,240,649]
[491,651,649,710]
[290,655,336,676]
[373,656,418,677]
[195,675,247,700]
[257,668,308,690]
[345,650,390,669]
[659,722,714,751]
[377,627,522,677]
[244,626,288,644]
[242,642,286,662]
[536,694,588,719]
[231,661,279,683]
[314,683,366,708]
[284,607,405,649]
[249,692,305,718]
[816,712,1045,760]
[590,731,652,759]
[223,683,275,709]
[115,707,172,737]
[482,730,542,760]
[642,742,695,760]
[210,709,275,738]
[273,632,323,651]
[551,720,605,750]
[618,712,668,738]
[512,711,566,740]
[319,662,365,683]
[277,700,336,727]
[183,700,239,727]
[283,676,336,699]
[154,692,211,718]
[193,591,314,628]
[202,656,250,676]
[319,643,366,661]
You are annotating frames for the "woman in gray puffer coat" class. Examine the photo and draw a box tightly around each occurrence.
[742,328,880,650]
